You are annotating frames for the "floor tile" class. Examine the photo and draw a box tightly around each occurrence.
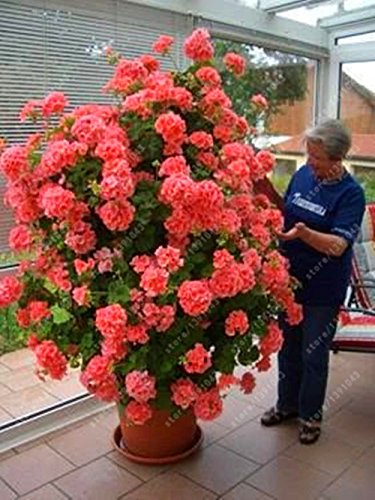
[322,386,354,420]
[218,419,298,464]
[221,482,272,500]
[353,446,375,472]
[323,398,353,421]
[54,456,141,500]
[0,386,59,418]
[215,394,263,430]
[48,419,114,466]
[19,483,68,499]
[0,366,44,392]
[199,420,230,447]
[14,437,47,454]
[324,368,363,418]
[330,352,373,372]
[322,465,375,500]
[0,444,73,495]
[0,363,11,375]
[0,479,17,500]
[246,455,334,500]
[0,449,17,461]
[325,408,375,449]
[0,349,34,370]
[106,450,168,481]
[0,349,373,499]
[43,373,85,400]
[41,418,92,443]
[90,405,118,431]
[283,432,363,475]
[346,391,375,419]
[0,407,12,425]
[173,443,258,495]
[329,362,373,394]
[0,383,11,398]
[121,471,216,499]
[232,372,278,411]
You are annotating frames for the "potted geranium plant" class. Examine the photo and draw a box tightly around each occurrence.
[0,28,302,464]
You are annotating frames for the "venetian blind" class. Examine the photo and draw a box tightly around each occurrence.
[0,0,189,255]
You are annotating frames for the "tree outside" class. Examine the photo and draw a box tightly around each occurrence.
[214,38,308,133]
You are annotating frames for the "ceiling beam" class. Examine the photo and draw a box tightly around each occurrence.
[318,6,375,29]
[130,0,329,57]
[259,0,328,13]
[331,41,375,63]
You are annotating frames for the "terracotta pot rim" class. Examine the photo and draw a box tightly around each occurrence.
[112,424,204,465]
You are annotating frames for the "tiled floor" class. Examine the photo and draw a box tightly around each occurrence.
[0,348,85,425]
[0,351,374,499]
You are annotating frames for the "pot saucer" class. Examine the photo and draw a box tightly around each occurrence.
[112,424,203,465]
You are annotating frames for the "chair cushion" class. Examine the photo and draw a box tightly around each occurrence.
[356,204,375,243]
[352,203,375,309]
[332,312,375,351]
[353,242,375,275]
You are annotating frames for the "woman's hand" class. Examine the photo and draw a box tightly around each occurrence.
[277,222,348,256]
[277,222,307,241]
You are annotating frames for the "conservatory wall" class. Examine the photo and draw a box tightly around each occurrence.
[0,0,193,449]
[0,0,374,483]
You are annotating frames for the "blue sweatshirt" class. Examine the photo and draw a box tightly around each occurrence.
[282,164,365,306]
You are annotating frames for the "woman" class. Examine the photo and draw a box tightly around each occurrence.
[260,119,365,444]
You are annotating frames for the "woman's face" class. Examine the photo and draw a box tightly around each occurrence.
[306,140,340,179]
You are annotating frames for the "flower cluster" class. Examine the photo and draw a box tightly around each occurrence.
[0,29,302,426]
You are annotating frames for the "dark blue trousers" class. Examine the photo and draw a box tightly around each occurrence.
[277,305,339,421]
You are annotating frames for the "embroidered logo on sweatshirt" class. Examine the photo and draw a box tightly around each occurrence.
[291,193,327,216]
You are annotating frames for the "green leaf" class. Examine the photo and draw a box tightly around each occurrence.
[116,345,149,374]
[51,305,72,325]
[159,359,175,374]
[108,281,131,305]
[153,384,175,411]
[189,252,206,265]
[28,151,42,168]
[80,330,100,366]
[214,345,236,373]
[238,345,259,366]
[134,225,156,253]
[43,279,58,295]
[200,263,214,277]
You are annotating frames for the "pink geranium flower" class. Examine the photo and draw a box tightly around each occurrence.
[152,35,174,54]
[184,343,212,374]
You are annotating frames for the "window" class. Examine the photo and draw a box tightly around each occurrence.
[272,158,297,195]
[213,38,317,140]
[0,0,188,433]
[0,0,187,255]
[339,61,375,203]
[337,31,375,45]
[352,165,375,202]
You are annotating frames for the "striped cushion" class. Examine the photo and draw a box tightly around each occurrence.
[355,204,375,243]
[352,203,375,309]
[332,312,375,351]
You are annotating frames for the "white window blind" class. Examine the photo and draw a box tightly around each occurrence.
[0,0,189,255]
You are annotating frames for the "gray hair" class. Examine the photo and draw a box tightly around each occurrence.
[305,119,351,159]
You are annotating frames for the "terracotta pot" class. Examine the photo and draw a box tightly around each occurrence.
[114,407,203,464]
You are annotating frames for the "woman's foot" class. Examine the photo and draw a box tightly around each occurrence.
[299,420,321,445]
[260,406,298,427]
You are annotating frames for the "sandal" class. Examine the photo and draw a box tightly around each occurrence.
[299,420,321,445]
[260,406,298,427]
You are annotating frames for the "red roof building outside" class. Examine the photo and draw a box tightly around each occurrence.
[275,134,375,160]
